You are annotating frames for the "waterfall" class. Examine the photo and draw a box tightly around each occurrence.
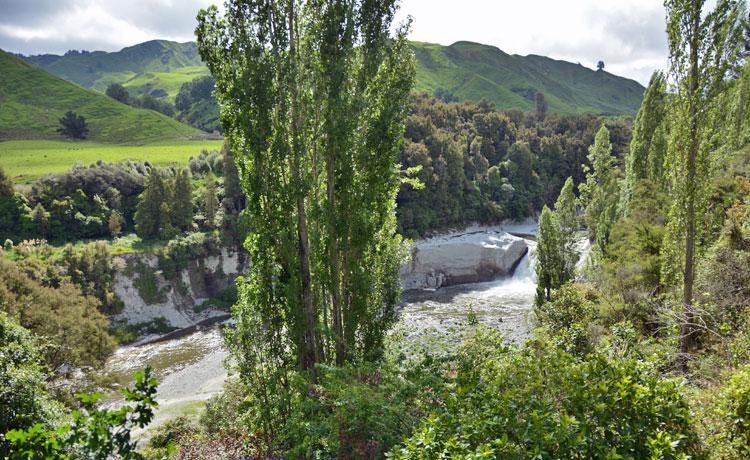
[511,244,536,283]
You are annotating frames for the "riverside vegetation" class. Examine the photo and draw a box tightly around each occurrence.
[2,0,750,458]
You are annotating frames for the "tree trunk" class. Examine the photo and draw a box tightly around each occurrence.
[679,8,701,370]
[288,2,319,373]
[328,158,345,365]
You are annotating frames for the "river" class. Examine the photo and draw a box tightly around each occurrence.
[102,240,538,435]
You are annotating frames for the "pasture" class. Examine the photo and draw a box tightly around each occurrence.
[0,139,224,184]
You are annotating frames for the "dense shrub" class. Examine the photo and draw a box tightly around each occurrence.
[5,368,158,459]
[535,283,598,356]
[58,241,123,314]
[189,149,223,178]
[157,232,221,279]
[0,313,60,454]
[391,339,698,459]
[0,257,115,369]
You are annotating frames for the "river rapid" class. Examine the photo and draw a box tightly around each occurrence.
[102,240,538,435]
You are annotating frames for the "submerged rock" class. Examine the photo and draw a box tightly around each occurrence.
[400,230,528,290]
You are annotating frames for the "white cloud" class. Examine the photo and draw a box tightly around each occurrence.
[395,0,669,84]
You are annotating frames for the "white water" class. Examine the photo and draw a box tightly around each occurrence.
[397,241,537,344]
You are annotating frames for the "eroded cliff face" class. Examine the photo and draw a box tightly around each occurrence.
[400,230,529,290]
[109,227,532,332]
[110,248,246,330]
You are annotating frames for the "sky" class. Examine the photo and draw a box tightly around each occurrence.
[0,0,669,85]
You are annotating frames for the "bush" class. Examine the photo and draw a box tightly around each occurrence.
[158,232,221,279]
[58,241,123,314]
[0,258,115,369]
[722,364,750,455]
[391,339,699,459]
[283,363,439,459]
[5,368,157,459]
[535,283,597,356]
[0,313,60,454]
[131,261,167,305]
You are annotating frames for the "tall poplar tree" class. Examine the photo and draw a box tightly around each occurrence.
[536,205,562,305]
[661,0,745,363]
[134,169,168,239]
[622,71,668,212]
[172,168,194,232]
[196,0,415,386]
[555,176,578,281]
[579,125,619,250]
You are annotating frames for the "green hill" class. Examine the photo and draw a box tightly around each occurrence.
[0,49,203,143]
[19,39,645,116]
[21,40,208,100]
[411,41,644,116]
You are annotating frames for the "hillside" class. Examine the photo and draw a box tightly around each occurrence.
[21,40,644,116]
[411,41,645,116]
[0,49,203,143]
[21,40,208,99]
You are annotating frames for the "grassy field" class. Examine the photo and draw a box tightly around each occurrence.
[0,50,202,143]
[0,139,224,184]
[123,66,210,101]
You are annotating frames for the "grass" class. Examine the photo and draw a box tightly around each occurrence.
[0,49,202,143]
[410,41,645,116]
[0,139,224,184]
[123,66,210,101]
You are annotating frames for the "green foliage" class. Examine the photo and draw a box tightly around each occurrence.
[721,364,750,455]
[56,111,88,140]
[579,124,620,251]
[188,148,222,178]
[555,177,578,237]
[58,241,123,314]
[536,284,597,356]
[157,231,220,279]
[0,257,115,369]
[5,367,158,460]
[202,173,219,229]
[131,261,167,305]
[397,94,631,237]
[599,180,668,309]
[108,210,123,237]
[175,75,220,132]
[171,168,194,232]
[0,313,60,452]
[284,363,439,459]
[105,83,130,104]
[536,206,563,304]
[134,168,172,240]
[623,71,668,210]
[109,317,177,344]
[392,339,698,459]
[0,166,14,197]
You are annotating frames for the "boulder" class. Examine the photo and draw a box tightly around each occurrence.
[400,230,528,290]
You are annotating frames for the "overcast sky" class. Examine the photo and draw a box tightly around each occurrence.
[0,0,669,85]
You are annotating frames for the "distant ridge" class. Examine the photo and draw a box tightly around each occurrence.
[410,41,645,116]
[20,40,208,100]
[19,39,645,116]
[0,49,202,143]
